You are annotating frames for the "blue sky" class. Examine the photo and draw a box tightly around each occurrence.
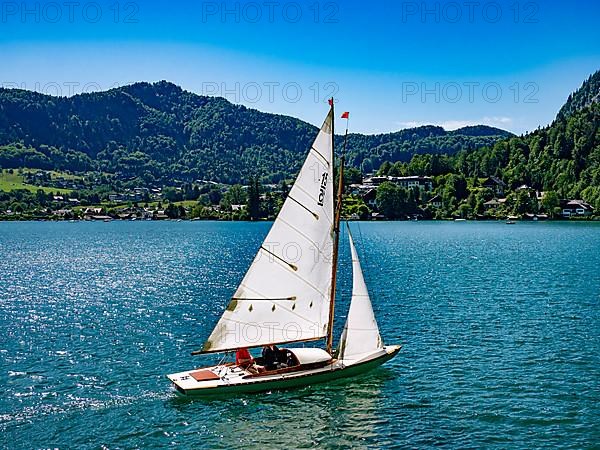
[1,0,599,134]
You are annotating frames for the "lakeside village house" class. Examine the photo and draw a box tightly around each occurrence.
[350,175,434,209]
[479,179,595,218]
[561,199,594,217]
[9,171,595,220]
[349,174,594,219]
[79,207,167,221]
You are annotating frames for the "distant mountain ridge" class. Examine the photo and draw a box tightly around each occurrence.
[557,70,600,120]
[0,81,511,184]
[343,124,512,173]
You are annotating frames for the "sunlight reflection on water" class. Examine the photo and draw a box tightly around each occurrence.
[1,221,599,448]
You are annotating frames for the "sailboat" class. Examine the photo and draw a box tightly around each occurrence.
[167,102,401,396]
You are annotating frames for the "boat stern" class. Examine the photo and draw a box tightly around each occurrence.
[166,367,224,395]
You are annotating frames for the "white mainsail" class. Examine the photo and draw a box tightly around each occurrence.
[200,107,335,353]
[338,228,384,363]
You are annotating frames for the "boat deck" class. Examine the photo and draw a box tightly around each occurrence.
[167,345,401,396]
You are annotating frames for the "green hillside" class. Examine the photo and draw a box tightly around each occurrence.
[0,81,511,185]
[376,69,600,216]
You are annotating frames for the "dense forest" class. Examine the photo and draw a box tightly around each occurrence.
[344,125,512,173]
[1,71,598,221]
[0,81,510,185]
[374,70,600,216]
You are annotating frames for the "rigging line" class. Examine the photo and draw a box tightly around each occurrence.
[228,292,330,324]
[197,336,325,354]
[287,195,319,220]
[237,262,329,303]
[340,220,352,294]
[237,278,328,310]
[292,182,334,226]
[356,221,376,301]
[260,245,298,271]
[288,185,335,225]
[336,222,350,348]
[276,214,332,264]
[217,352,229,366]
[310,146,330,166]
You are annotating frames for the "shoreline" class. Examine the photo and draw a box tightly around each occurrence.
[1,217,599,223]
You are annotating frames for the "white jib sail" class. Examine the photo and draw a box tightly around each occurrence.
[201,107,335,353]
[338,228,384,363]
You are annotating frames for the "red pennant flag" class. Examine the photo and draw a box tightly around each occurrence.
[341,111,350,119]
[328,98,333,106]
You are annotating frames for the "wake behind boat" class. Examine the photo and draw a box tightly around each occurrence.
[167,101,401,396]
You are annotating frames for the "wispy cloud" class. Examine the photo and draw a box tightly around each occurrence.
[397,116,514,131]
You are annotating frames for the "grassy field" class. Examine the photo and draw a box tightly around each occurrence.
[174,200,199,208]
[20,168,83,180]
[70,199,200,212]
[144,200,199,209]
[0,170,71,194]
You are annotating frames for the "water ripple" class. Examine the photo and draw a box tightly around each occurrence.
[1,221,599,448]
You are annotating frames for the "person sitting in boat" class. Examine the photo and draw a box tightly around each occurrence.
[284,349,296,367]
[235,348,263,374]
[262,344,284,370]
[236,347,253,367]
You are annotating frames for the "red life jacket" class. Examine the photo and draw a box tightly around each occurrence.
[236,348,252,365]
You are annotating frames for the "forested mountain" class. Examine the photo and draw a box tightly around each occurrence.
[455,71,600,202]
[453,102,599,203]
[0,82,510,184]
[345,125,512,173]
[557,70,600,120]
[376,69,600,213]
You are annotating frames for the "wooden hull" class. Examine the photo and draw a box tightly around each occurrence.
[167,345,401,397]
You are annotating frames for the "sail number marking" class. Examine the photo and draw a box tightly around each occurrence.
[317,173,328,206]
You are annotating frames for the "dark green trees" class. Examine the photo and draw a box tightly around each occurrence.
[247,176,261,220]
[0,82,511,185]
[375,182,418,218]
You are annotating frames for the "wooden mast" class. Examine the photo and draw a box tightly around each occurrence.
[326,99,345,355]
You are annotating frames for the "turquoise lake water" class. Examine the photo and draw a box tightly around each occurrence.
[1,221,599,448]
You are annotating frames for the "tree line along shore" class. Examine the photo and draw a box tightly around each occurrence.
[0,164,596,222]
